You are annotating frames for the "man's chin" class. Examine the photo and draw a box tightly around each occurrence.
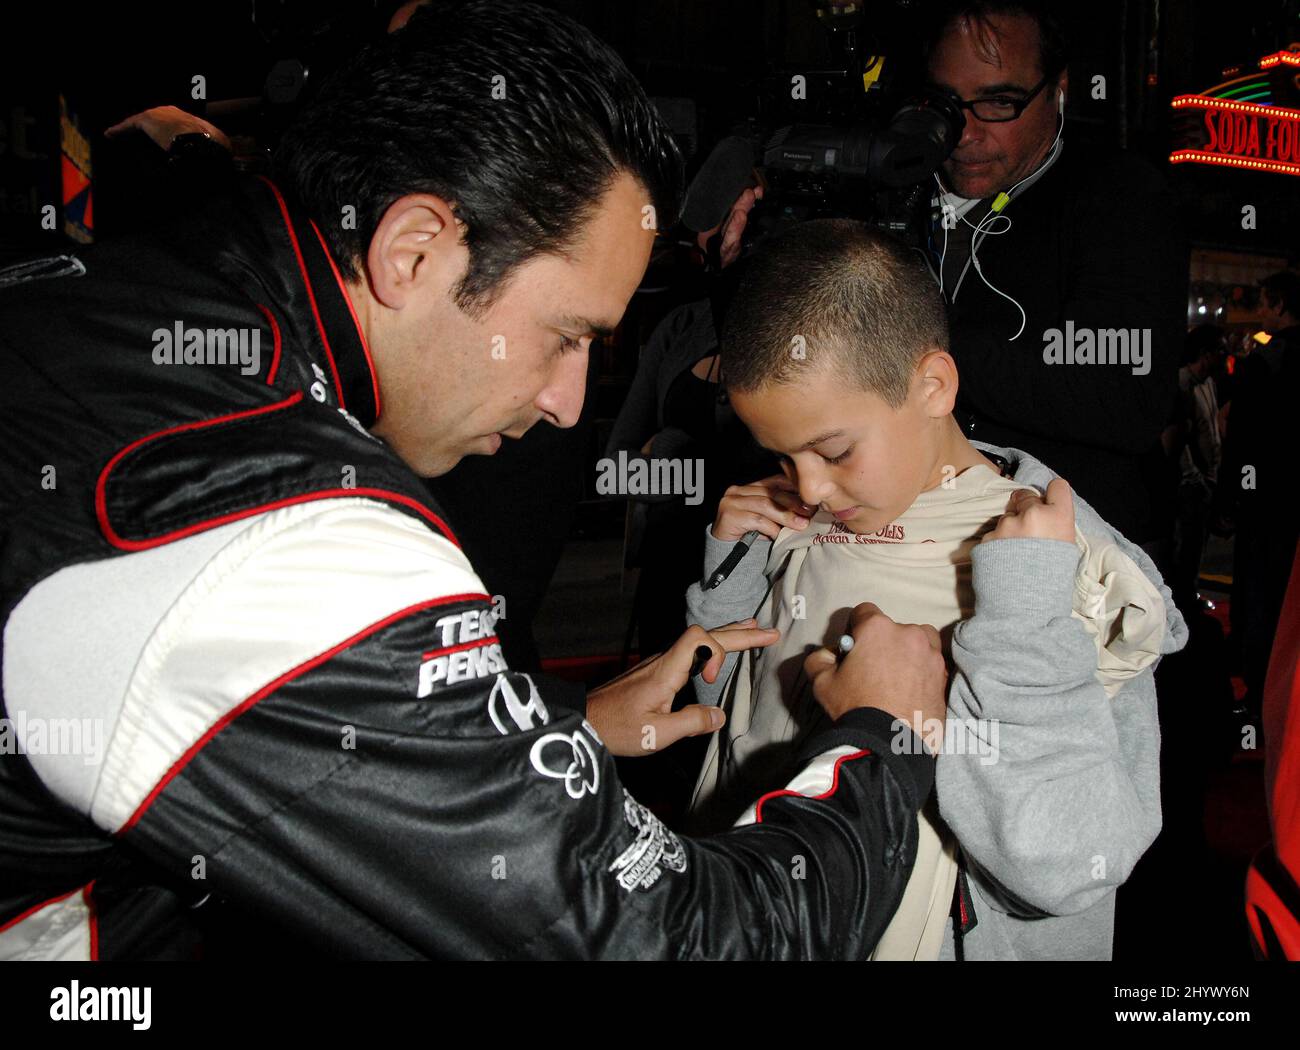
[462,431,507,458]
[409,439,493,478]
[944,164,1003,201]
[420,429,525,475]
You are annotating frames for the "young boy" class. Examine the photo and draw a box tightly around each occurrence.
[686,220,1187,961]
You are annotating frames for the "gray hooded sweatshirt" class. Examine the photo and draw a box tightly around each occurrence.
[684,443,1188,960]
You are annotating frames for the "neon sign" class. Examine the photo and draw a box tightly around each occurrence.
[1170,49,1300,176]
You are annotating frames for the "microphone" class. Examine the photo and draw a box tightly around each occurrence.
[680,136,759,234]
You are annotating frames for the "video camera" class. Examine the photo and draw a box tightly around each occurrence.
[681,0,964,261]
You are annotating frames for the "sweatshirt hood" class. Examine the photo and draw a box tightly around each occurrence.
[975,442,1189,659]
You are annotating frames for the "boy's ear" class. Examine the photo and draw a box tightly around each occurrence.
[916,349,959,417]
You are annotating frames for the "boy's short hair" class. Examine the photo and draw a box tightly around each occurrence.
[721,220,949,407]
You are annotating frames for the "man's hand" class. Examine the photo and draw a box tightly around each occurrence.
[713,473,815,542]
[983,477,1076,544]
[803,603,948,750]
[586,618,779,756]
[105,106,232,153]
[696,184,763,270]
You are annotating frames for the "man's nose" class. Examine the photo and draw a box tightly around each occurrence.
[957,115,984,150]
[535,348,589,429]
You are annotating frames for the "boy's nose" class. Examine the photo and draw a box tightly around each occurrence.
[795,471,834,509]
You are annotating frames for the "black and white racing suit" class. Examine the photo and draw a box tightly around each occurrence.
[0,176,931,959]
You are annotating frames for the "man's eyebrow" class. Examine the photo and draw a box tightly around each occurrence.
[555,314,617,340]
[927,78,1031,97]
[974,81,1032,96]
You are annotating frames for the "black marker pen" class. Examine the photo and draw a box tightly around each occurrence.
[705,530,761,590]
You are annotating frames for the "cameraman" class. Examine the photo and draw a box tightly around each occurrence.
[924,0,1185,550]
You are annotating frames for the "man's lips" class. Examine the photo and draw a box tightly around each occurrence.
[501,418,542,440]
[831,506,861,521]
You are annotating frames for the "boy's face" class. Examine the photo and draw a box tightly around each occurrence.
[729,358,954,535]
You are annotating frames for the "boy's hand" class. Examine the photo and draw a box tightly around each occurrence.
[984,478,1076,544]
[713,474,815,542]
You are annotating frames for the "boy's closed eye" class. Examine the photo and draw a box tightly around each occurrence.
[777,446,855,468]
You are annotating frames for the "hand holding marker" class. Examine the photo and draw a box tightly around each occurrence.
[706,475,816,590]
[705,530,761,590]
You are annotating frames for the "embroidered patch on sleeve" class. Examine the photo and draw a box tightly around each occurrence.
[417,608,505,697]
[609,789,688,891]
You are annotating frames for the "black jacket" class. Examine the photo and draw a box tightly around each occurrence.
[0,175,931,959]
[936,146,1187,544]
[1218,324,1300,527]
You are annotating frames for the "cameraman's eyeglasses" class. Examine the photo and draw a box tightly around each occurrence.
[949,75,1052,123]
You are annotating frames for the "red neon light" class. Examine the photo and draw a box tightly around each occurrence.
[1168,86,1300,174]
[1168,150,1300,176]
[1171,94,1300,122]
[1259,51,1300,69]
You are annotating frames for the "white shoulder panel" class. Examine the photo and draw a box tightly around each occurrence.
[91,497,484,833]
[2,497,483,833]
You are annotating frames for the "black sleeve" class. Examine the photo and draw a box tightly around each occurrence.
[124,591,930,959]
[1215,354,1269,516]
[167,133,237,187]
[605,322,668,460]
[951,157,1187,456]
[605,301,715,461]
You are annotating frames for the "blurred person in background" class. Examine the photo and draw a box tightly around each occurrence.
[1215,271,1300,727]
[1171,325,1225,614]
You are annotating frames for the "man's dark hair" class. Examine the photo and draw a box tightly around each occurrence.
[276,0,683,317]
[721,220,948,407]
[1260,270,1300,320]
[1183,325,1225,366]
[923,1,1069,80]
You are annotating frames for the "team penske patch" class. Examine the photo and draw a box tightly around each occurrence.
[417,607,506,697]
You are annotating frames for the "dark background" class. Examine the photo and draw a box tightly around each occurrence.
[3,0,1300,255]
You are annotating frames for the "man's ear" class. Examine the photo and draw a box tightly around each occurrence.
[365,193,462,310]
[917,349,959,417]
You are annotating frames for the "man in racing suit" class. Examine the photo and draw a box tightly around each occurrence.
[0,2,943,959]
